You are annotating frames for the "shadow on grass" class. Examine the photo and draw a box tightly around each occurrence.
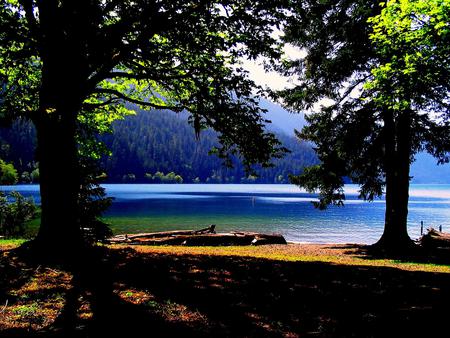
[1,245,449,337]
[333,243,450,266]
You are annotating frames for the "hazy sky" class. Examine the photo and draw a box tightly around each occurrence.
[242,44,306,91]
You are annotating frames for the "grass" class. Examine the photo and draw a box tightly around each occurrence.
[114,244,450,273]
[1,242,449,337]
[1,240,449,273]
[0,238,27,249]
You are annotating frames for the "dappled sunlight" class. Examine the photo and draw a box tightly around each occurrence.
[0,255,73,332]
[0,244,449,337]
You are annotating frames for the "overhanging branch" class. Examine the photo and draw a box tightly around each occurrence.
[106,71,191,81]
[93,88,185,112]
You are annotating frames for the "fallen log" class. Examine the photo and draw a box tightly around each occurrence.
[420,228,450,250]
[108,224,216,243]
[107,226,286,246]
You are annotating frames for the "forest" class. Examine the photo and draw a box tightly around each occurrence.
[0,108,317,184]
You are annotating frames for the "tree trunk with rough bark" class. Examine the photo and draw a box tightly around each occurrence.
[375,110,415,251]
[33,113,82,255]
[31,0,88,257]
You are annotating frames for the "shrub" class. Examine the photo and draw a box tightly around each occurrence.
[0,191,37,237]
[0,159,18,185]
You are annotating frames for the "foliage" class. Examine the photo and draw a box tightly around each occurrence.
[77,158,113,242]
[146,171,184,184]
[277,0,450,205]
[0,118,37,175]
[0,158,18,185]
[0,190,37,237]
[276,0,450,247]
[0,0,288,169]
[30,168,39,182]
[275,0,383,208]
[365,0,450,160]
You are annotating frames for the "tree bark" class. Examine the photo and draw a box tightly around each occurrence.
[32,0,87,258]
[376,110,414,251]
[33,114,82,255]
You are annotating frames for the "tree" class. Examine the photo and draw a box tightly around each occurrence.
[1,1,287,254]
[277,0,450,251]
[0,158,18,184]
[30,168,39,183]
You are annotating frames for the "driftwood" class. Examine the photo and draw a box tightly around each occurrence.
[107,225,287,246]
[108,224,216,243]
[420,228,450,250]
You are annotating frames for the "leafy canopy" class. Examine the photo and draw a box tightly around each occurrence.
[0,0,288,169]
[366,0,450,160]
[276,0,450,208]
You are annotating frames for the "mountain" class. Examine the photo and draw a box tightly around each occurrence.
[1,98,449,184]
[102,107,316,183]
[260,99,450,184]
[0,101,317,183]
[260,98,305,135]
[410,152,450,184]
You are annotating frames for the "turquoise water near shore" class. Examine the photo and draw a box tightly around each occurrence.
[2,184,450,244]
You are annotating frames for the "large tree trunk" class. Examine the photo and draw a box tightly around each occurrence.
[34,114,82,256]
[32,0,87,258]
[376,110,415,251]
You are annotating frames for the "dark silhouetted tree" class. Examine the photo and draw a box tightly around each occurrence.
[277,0,450,251]
[1,0,287,255]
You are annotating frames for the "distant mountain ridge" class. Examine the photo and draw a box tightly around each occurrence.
[410,152,450,184]
[0,99,317,183]
[1,98,449,183]
[260,98,306,135]
[101,106,316,183]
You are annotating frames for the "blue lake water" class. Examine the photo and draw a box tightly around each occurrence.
[2,184,450,244]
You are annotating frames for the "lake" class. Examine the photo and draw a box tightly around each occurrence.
[2,184,450,244]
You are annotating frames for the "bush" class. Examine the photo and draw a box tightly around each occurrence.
[0,159,18,185]
[0,191,37,237]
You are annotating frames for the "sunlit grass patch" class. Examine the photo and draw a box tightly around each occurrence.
[118,244,450,274]
[114,284,208,325]
[0,266,73,331]
[116,287,153,305]
[0,238,27,250]
[146,298,208,324]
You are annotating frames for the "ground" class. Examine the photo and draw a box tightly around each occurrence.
[0,241,449,337]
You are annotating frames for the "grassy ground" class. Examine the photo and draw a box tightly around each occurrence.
[0,239,27,250]
[1,241,449,337]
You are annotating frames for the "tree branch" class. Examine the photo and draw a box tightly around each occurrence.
[82,98,118,109]
[93,88,185,112]
[105,71,191,81]
[339,75,370,104]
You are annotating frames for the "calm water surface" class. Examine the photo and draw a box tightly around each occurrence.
[2,184,450,244]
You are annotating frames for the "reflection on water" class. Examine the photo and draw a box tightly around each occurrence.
[2,184,450,244]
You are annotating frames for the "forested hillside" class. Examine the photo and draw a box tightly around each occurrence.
[0,109,317,184]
